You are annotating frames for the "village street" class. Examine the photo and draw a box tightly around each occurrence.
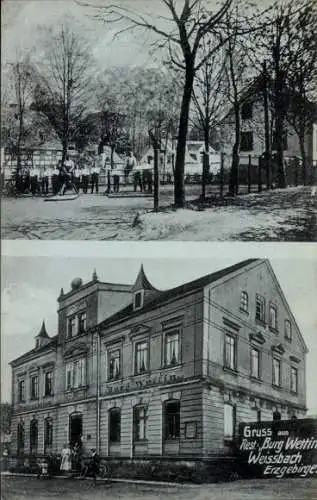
[2,475,317,500]
[2,185,316,241]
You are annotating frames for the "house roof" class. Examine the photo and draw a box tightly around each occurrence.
[10,335,58,367]
[98,259,258,330]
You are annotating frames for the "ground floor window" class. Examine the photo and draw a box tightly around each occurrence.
[44,418,53,449]
[134,406,147,441]
[30,419,38,453]
[224,403,236,442]
[17,422,25,454]
[164,400,180,439]
[109,408,121,443]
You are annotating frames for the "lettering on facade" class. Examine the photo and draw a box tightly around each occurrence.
[238,420,317,479]
[104,372,185,395]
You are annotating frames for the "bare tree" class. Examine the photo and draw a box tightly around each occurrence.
[191,36,227,199]
[9,58,34,179]
[79,0,237,207]
[33,23,93,163]
[285,2,317,184]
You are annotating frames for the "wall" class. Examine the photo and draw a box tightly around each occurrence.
[203,260,306,410]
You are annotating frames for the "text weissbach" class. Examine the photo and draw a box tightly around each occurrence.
[238,419,317,478]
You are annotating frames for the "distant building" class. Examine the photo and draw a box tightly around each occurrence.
[10,259,307,464]
[218,82,317,168]
[140,140,220,182]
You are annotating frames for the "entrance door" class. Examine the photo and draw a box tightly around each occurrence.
[69,413,83,447]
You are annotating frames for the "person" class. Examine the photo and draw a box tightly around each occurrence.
[133,169,143,192]
[112,166,120,193]
[81,448,100,486]
[60,443,72,475]
[41,166,50,195]
[81,165,90,194]
[29,165,40,196]
[90,162,100,194]
[73,164,81,192]
[51,164,60,195]
[61,155,75,194]
[124,151,137,183]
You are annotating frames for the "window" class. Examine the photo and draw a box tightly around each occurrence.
[35,338,40,348]
[255,294,265,322]
[18,379,25,402]
[250,348,260,379]
[240,131,253,151]
[269,303,278,330]
[272,357,281,386]
[17,422,25,454]
[44,418,53,446]
[291,367,298,393]
[78,312,87,334]
[285,320,292,341]
[30,420,38,452]
[67,315,78,338]
[44,371,53,396]
[65,358,86,390]
[241,102,253,120]
[109,408,121,443]
[240,291,248,312]
[135,341,148,374]
[30,375,39,400]
[108,348,121,380]
[134,291,143,310]
[224,403,236,441]
[134,406,147,441]
[224,334,236,370]
[164,400,180,439]
[164,330,180,366]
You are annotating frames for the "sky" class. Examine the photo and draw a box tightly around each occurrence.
[1,241,317,416]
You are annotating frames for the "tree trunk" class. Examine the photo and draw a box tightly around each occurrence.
[299,134,307,186]
[274,113,286,188]
[262,62,272,190]
[229,102,240,196]
[201,126,210,201]
[174,68,194,208]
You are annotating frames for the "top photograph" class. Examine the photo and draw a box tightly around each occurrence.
[1,0,316,241]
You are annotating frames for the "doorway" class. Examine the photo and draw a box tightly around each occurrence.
[69,413,83,447]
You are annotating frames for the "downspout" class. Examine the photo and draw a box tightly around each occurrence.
[96,328,100,454]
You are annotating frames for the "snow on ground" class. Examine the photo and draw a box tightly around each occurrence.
[134,187,317,241]
[1,186,316,241]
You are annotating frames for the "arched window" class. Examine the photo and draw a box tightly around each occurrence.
[17,422,25,455]
[30,419,38,454]
[240,291,248,312]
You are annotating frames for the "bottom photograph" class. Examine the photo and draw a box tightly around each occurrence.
[1,244,316,498]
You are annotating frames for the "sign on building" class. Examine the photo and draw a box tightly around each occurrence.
[238,419,317,479]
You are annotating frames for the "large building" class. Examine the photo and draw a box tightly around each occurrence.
[10,259,307,465]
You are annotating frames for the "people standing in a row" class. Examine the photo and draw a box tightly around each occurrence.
[81,165,90,194]
[41,166,50,195]
[30,166,40,196]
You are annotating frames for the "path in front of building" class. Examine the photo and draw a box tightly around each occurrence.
[2,185,316,241]
[2,475,317,500]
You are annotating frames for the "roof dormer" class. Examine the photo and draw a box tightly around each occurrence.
[132,264,159,311]
[34,320,50,349]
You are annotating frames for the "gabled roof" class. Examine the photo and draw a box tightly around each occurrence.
[98,259,258,330]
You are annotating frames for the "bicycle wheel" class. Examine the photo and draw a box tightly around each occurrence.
[98,462,109,479]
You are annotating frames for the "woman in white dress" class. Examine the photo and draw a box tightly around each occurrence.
[60,443,72,474]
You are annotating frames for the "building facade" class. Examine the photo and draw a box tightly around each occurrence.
[10,260,307,463]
